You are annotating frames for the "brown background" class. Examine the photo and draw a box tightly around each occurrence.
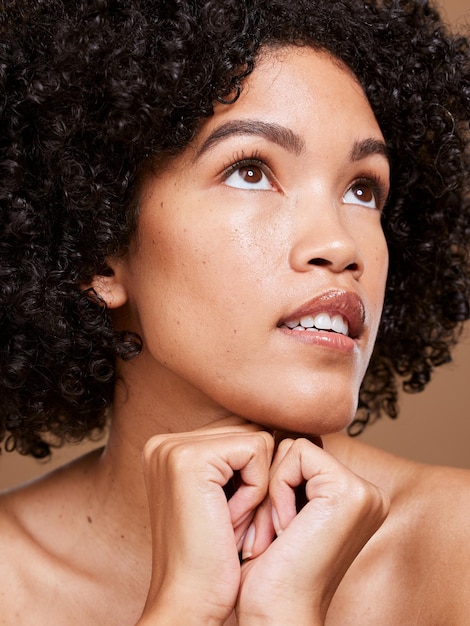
[1,0,469,490]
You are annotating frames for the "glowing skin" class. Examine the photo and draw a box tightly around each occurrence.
[108,47,390,436]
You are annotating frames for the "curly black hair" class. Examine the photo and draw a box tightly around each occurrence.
[1,0,469,457]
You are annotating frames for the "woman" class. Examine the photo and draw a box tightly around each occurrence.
[1,0,469,623]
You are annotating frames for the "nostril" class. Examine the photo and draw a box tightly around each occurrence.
[308,258,360,272]
[308,257,330,266]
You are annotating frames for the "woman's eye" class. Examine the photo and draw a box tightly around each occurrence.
[343,181,378,209]
[224,163,273,190]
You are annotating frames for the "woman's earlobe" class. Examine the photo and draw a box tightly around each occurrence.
[88,272,129,309]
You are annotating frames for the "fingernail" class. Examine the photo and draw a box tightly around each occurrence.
[236,528,248,553]
[242,522,256,560]
[272,507,283,536]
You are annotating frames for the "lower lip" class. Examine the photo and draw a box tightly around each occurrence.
[278,327,356,353]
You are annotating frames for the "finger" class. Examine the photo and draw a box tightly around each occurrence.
[274,430,323,449]
[239,436,311,559]
[240,437,304,557]
[226,431,274,525]
[240,495,275,560]
[196,415,266,432]
[237,441,389,624]
[143,422,266,459]
[268,437,299,531]
[268,438,369,532]
[143,430,274,536]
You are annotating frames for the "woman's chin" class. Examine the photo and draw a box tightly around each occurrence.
[233,397,357,438]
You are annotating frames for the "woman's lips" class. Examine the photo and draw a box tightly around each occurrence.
[278,290,366,340]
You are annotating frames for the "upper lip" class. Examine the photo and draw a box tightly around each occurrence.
[278,290,366,339]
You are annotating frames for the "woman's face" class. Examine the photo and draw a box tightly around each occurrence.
[111,46,390,435]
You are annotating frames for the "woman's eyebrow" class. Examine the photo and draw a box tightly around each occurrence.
[350,138,389,164]
[195,120,306,158]
[195,120,389,167]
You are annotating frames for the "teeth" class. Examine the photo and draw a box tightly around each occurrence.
[313,313,331,330]
[299,315,315,328]
[331,314,348,336]
[281,312,349,336]
[285,319,300,329]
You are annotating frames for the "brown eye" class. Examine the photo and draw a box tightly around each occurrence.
[352,183,373,203]
[343,179,378,209]
[224,161,273,190]
[239,166,263,184]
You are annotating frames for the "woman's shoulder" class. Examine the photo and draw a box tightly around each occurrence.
[328,432,470,554]
[324,430,470,504]
[0,486,52,619]
[386,454,470,623]
[0,451,115,624]
[324,433,470,624]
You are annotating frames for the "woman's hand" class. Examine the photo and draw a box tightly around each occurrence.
[137,423,388,626]
[138,419,274,625]
[237,437,390,625]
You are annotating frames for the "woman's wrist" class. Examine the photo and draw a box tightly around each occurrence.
[137,603,226,626]
[237,595,324,626]
[139,583,230,626]
[238,610,323,626]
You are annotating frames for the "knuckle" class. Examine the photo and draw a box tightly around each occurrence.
[253,431,274,455]
[347,478,389,522]
[290,436,309,449]
[142,434,169,463]
[142,434,189,470]
[164,441,195,473]
[277,437,294,455]
[288,436,319,457]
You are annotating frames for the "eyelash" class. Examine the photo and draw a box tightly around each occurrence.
[346,175,389,210]
[221,151,275,183]
[220,152,389,208]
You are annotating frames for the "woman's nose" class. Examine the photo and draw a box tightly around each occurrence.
[288,200,364,279]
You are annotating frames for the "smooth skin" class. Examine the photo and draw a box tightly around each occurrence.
[0,47,469,625]
[107,47,390,437]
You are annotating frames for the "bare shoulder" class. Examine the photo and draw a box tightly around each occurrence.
[325,434,470,624]
[408,461,470,606]
[385,451,470,564]
[325,431,470,532]
[412,459,470,514]
[396,460,470,624]
[0,450,118,625]
[0,488,47,621]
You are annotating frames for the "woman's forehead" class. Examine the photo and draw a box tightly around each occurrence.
[192,46,384,155]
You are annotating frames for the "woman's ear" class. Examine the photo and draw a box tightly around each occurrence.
[87,258,129,309]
